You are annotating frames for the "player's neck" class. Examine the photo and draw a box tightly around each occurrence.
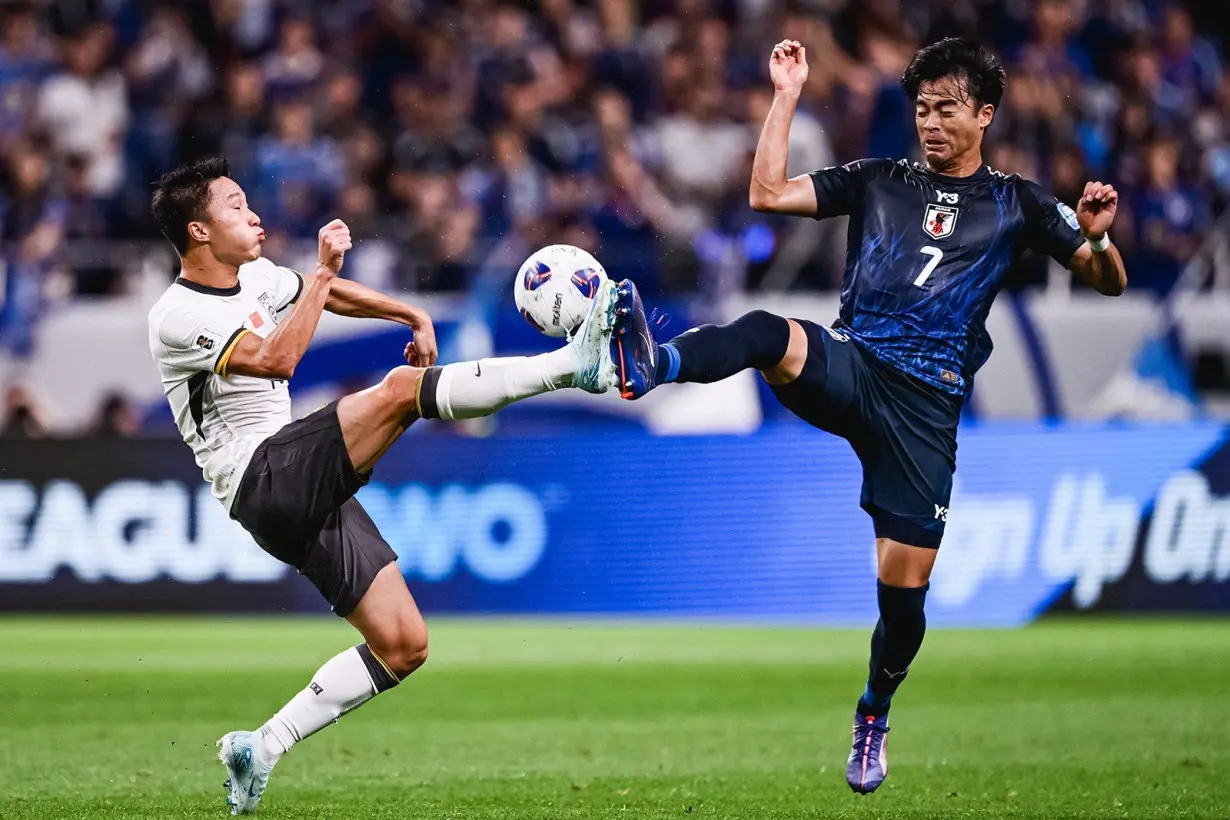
[923,151,984,179]
[179,252,241,290]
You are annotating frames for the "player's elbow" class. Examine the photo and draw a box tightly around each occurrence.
[269,361,296,380]
[1094,270,1127,297]
[749,187,776,213]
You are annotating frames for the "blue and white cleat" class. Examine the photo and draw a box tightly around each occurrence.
[846,712,890,794]
[609,279,657,400]
[218,730,276,815]
[569,278,618,394]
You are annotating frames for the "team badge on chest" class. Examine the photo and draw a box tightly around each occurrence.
[923,204,959,239]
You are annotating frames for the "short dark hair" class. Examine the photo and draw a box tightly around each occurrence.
[150,156,231,255]
[901,38,1006,110]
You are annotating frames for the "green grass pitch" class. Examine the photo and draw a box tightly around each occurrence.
[1,616,1228,819]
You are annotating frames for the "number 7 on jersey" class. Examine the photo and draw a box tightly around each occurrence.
[914,246,943,287]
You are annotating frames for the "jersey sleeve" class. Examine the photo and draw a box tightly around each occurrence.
[269,263,304,315]
[1020,180,1086,266]
[809,159,891,220]
[157,307,248,378]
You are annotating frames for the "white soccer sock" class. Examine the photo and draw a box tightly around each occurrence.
[259,646,394,763]
[429,349,575,421]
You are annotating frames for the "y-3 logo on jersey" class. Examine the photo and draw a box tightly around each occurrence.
[935,191,960,204]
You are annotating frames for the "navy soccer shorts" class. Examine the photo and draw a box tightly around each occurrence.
[770,321,962,548]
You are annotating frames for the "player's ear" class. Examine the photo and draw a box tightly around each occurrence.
[978,103,995,129]
[187,219,210,245]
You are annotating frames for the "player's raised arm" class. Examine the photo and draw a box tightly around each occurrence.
[324,278,438,367]
[1069,181,1128,296]
[748,40,819,217]
[223,220,351,379]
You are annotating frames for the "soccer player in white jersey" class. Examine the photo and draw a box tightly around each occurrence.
[147,156,618,814]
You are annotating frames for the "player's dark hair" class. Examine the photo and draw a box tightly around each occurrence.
[150,155,231,255]
[901,38,1005,110]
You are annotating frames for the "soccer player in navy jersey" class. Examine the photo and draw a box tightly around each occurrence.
[608,37,1126,794]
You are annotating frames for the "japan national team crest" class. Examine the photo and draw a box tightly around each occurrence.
[923,204,959,239]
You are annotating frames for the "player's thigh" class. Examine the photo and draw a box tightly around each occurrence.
[336,365,428,475]
[767,320,860,437]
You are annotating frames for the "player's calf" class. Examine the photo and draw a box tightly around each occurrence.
[845,546,931,795]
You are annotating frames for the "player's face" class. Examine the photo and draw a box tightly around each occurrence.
[914,77,994,170]
[195,177,265,264]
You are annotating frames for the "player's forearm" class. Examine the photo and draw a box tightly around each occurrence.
[1079,240,1128,296]
[749,90,798,210]
[257,267,334,374]
[325,276,428,329]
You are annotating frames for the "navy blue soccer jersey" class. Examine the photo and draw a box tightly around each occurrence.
[809,159,1086,395]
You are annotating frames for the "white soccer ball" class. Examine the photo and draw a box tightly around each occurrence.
[513,244,608,338]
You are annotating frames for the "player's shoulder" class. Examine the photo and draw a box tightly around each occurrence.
[1004,174,1078,226]
[147,281,187,328]
[147,279,229,340]
[812,158,896,179]
[1008,174,1048,200]
[854,158,899,178]
[986,169,1053,203]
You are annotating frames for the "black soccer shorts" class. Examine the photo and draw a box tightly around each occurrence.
[230,401,397,616]
[770,321,962,548]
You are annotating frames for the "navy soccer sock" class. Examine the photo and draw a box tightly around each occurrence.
[857,581,929,717]
[654,310,791,385]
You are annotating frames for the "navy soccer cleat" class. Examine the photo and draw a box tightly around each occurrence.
[609,279,658,400]
[846,712,890,794]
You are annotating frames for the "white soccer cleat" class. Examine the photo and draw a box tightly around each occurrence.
[217,730,276,815]
[568,279,618,394]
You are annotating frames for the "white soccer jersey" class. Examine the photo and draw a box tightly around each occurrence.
[148,257,304,510]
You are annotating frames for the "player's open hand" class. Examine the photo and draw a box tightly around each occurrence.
[1076,181,1118,240]
[317,219,352,276]
[405,310,438,368]
[770,40,808,96]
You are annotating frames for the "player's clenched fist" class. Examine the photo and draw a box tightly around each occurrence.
[770,40,808,96]
[1075,180,1118,240]
[317,219,352,275]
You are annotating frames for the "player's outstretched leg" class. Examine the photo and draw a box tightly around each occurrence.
[218,565,426,814]
[331,278,617,477]
[418,276,617,420]
[609,279,795,399]
[847,541,934,795]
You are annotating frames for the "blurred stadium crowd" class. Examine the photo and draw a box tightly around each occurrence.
[0,0,1227,423]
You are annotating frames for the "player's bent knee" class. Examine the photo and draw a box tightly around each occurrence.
[379,366,426,420]
[386,627,429,678]
[367,614,429,679]
[876,538,938,587]
[763,319,808,386]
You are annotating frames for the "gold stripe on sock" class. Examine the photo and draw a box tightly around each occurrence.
[370,648,399,681]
